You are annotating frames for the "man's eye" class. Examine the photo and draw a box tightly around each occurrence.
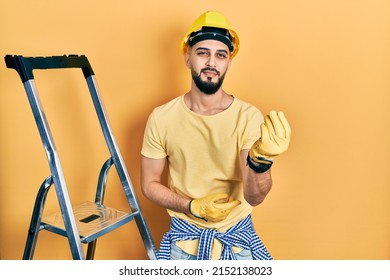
[217,53,227,58]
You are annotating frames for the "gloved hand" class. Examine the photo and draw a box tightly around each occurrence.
[249,111,291,164]
[189,193,241,222]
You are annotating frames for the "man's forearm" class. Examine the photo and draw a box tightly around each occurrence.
[142,181,191,214]
[243,166,272,207]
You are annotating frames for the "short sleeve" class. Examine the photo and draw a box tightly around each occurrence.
[141,111,167,159]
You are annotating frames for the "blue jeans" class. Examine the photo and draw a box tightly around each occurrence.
[170,241,253,260]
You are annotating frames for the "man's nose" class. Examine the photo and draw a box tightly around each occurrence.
[206,56,216,68]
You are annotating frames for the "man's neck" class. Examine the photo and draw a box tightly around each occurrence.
[184,88,234,116]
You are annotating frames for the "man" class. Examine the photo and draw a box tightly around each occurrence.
[141,11,291,260]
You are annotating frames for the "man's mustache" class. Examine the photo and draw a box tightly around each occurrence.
[201,67,220,76]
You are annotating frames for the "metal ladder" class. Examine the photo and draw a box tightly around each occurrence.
[4,54,157,260]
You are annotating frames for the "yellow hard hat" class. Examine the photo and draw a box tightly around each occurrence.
[180,11,240,58]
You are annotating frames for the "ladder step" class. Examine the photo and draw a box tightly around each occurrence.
[41,201,137,243]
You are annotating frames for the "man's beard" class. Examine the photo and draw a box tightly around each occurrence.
[191,67,226,95]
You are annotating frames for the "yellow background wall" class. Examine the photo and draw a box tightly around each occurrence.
[0,0,389,260]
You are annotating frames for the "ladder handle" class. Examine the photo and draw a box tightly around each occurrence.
[4,54,94,82]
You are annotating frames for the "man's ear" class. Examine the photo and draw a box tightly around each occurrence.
[184,50,191,69]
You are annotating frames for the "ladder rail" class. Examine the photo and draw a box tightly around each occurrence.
[86,75,157,260]
[23,176,53,260]
[23,79,85,259]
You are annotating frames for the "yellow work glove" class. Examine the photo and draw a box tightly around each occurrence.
[189,193,241,223]
[249,110,291,165]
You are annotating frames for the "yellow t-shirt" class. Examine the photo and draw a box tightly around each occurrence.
[141,95,263,259]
